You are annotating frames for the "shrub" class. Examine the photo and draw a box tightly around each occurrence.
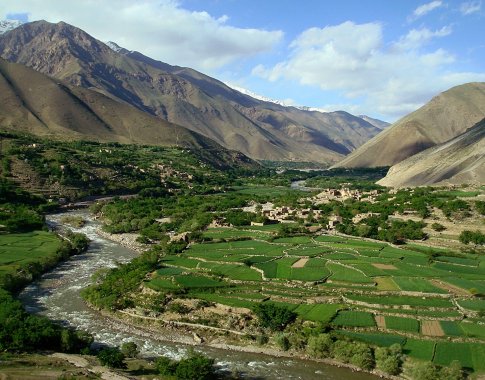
[253,302,297,331]
[275,333,290,351]
[175,352,215,380]
[306,334,333,358]
[375,344,402,375]
[97,347,126,368]
[120,341,139,358]
[431,223,446,232]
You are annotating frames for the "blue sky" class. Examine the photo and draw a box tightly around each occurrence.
[1,0,484,121]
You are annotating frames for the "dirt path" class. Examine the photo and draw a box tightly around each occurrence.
[372,263,397,270]
[51,353,131,380]
[429,279,470,296]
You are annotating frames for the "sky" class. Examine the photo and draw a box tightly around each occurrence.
[1,0,485,122]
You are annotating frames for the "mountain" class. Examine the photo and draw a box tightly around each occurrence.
[333,82,485,168]
[358,115,390,130]
[0,20,381,163]
[0,58,254,169]
[378,119,485,187]
[0,20,22,35]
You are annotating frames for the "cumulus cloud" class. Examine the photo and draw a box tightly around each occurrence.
[0,0,283,71]
[253,21,485,119]
[459,1,482,15]
[409,1,443,21]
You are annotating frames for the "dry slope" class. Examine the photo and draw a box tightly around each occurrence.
[0,58,254,169]
[0,20,381,163]
[333,82,485,168]
[378,119,485,187]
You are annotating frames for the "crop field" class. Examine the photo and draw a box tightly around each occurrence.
[331,310,376,327]
[0,231,60,278]
[146,226,485,371]
[384,316,420,333]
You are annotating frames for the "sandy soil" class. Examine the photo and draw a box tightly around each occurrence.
[292,257,309,268]
[421,320,445,337]
[372,263,397,270]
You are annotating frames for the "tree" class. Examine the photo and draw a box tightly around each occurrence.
[97,347,126,368]
[375,344,402,375]
[440,360,464,380]
[253,303,297,331]
[120,341,139,358]
[175,352,215,380]
[407,361,439,380]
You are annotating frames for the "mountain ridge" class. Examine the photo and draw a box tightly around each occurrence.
[332,82,485,168]
[0,20,382,163]
[0,57,254,170]
[378,118,485,187]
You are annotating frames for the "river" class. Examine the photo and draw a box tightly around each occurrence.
[19,211,377,380]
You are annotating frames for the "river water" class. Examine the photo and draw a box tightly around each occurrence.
[19,211,377,380]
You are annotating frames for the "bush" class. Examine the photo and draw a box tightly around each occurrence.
[97,347,126,368]
[253,302,297,331]
[155,351,215,379]
[375,344,402,375]
[431,223,446,232]
[459,230,485,245]
[275,333,290,351]
[306,334,333,358]
[120,341,139,358]
[175,352,215,380]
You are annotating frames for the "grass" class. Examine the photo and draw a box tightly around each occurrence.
[0,231,61,283]
[384,316,420,333]
[404,339,436,361]
[336,331,406,347]
[145,278,180,291]
[174,275,227,289]
[296,303,342,323]
[393,277,447,294]
[457,299,485,312]
[345,294,454,308]
[433,342,485,370]
[331,310,376,327]
[327,263,375,284]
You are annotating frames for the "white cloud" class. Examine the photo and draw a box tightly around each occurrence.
[409,1,443,21]
[0,0,283,71]
[394,26,452,51]
[253,21,485,119]
[459,1,482,14]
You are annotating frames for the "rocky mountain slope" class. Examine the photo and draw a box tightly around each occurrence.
[0,58,254,169]
[0,20,381,163]
[333,82,485,168]
[378,119,485,187]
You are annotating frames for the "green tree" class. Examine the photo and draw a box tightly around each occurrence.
[120,341,139,358]
[253,303,297,331]
[175,352,215,380]
[97,347,126,368]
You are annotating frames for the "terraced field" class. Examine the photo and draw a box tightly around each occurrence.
[146,227,485,371]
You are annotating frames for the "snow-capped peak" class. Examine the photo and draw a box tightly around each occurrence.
[224,82,328,113]
[105,41,123,52]
[105,41,132,54]
[0,19,23,35]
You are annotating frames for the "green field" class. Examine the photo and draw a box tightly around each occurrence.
[331,310,376,327]
[143,226,485,373]
[0,231,61,283]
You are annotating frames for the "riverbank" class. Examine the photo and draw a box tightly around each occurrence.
[91,304,396,380]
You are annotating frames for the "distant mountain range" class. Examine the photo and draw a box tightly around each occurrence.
[0,20,384,164]
[333,82,485,169]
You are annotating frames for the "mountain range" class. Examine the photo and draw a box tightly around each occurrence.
[0,20,383,164]
[0,58,253,169]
